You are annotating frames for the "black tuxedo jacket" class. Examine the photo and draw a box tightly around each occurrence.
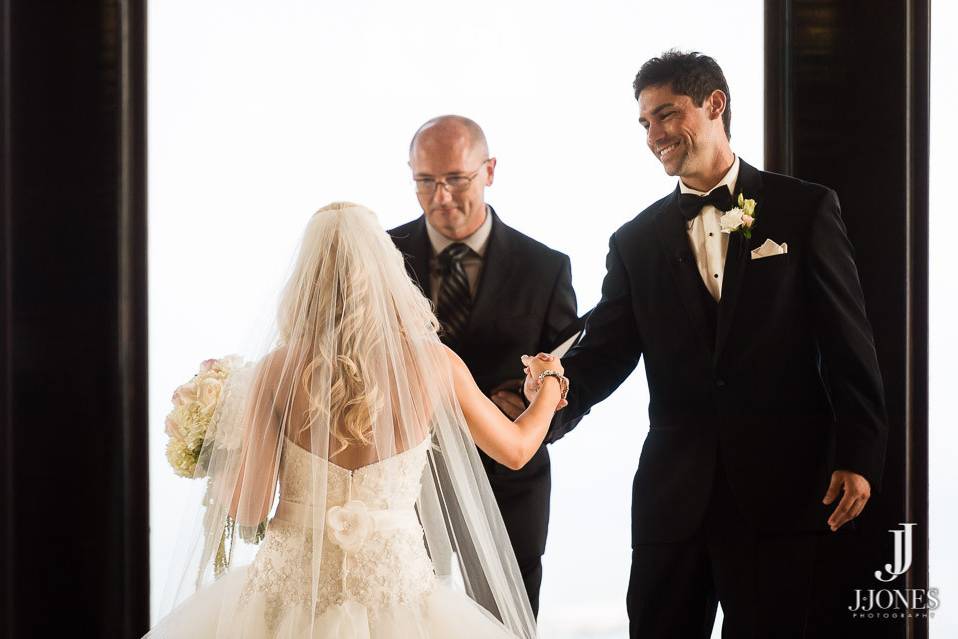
[552,159,888,545]
[389,206,577,560]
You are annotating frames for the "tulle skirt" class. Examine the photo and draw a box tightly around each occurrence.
[146,567,520,638]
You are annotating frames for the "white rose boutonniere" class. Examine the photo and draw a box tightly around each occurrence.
[720,193,758,239]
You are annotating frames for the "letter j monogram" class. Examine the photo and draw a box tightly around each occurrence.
[875,523,916,582]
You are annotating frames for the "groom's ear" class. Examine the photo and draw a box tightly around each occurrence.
[704,89,728,123]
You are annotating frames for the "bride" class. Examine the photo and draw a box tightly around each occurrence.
[146,202,566,638]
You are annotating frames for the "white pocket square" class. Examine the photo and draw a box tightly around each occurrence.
[750,238,788,260]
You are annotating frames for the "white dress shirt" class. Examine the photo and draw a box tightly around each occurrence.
[678,155,740,301]
[425,205,494,305]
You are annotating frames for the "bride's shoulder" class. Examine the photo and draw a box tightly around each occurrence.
[439,343,464,367]
[419,342,466,379]
[405,334,456,364]
[248,347,292,383]
[268,345,289,360]
[438,345,472,386]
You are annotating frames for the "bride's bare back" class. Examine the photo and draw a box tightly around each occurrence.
[266,343,431,471]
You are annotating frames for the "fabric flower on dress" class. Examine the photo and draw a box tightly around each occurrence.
[326,500,375,552]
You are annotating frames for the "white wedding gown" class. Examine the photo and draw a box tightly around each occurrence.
[150,437,519,638]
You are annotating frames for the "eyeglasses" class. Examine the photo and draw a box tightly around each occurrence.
[413,159,490,195]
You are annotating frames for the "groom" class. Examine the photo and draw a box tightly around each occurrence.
[389,115,578,615]
[529,51,888,636]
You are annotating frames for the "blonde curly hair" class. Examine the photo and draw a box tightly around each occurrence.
[276,202,438,455]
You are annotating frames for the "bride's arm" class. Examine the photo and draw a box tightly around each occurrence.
[445,346,563,470]
[229,356,282,526]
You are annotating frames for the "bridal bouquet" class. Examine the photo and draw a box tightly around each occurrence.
[165,355,264,577]
[165,355,244,478]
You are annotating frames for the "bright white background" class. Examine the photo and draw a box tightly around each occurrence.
[930,0,956,635]
[147,2,764,637]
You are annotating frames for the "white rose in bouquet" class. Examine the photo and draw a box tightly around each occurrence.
[165,356,243,478]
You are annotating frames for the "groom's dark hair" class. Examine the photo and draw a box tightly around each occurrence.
[633,50,732,140]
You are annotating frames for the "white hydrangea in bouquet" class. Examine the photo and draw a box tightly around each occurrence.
[165,355,245,478]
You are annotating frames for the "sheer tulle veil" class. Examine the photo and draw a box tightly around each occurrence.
[148,202,537,637]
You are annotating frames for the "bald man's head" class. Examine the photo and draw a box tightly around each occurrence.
[409,115,489,160]
[408,115,496,241]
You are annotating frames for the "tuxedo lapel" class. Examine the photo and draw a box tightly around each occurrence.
[714,159,764,363]
[465,208,515,337]
[655,189,714,352]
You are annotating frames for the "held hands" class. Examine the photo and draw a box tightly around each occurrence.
[520,353,568,411]
[823,470,872,531]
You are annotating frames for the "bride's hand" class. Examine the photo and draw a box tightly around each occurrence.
[522,353,565,391]
[521,352,563,380]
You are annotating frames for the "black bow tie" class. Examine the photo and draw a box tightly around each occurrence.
[678,185,735,222]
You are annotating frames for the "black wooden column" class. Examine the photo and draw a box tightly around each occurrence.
[765,1,930,637]
[0,1,149,637]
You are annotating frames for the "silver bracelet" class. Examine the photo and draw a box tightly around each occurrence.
[535,370,569,402]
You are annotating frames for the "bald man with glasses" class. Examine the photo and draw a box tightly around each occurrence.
[389,115,578,616]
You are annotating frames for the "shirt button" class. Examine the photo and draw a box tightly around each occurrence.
[716,379,726,388]
[709,232,714,237]
[713,273,719,278]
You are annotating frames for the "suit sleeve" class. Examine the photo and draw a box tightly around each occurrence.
[546,233,643,443]
[538,254,578,353]
[806,189,888,491]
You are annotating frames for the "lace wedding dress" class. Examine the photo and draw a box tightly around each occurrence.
[151,437,518,638]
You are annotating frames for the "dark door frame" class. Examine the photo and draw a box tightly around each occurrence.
[0,1,149,636]
[765,1,930,637]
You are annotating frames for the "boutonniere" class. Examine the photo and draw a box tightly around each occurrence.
[719,193,758,239]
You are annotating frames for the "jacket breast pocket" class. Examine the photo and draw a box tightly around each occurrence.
[749,249,789,266]
[742,251,793,301]
[746,251,789,278]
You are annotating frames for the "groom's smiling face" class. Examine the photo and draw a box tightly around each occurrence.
[638,83,727,183]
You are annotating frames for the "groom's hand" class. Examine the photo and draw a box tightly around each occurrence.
[823,470,872,532]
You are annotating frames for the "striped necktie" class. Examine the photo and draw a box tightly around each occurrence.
[436,243,473,341]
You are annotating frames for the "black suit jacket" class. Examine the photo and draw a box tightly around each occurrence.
[552,159,888,545]
[389,206,577,559]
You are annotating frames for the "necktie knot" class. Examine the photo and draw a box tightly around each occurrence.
[678,185,735,222]
[438,243,472,273]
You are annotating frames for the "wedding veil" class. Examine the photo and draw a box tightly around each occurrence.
[149,202,537,637]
